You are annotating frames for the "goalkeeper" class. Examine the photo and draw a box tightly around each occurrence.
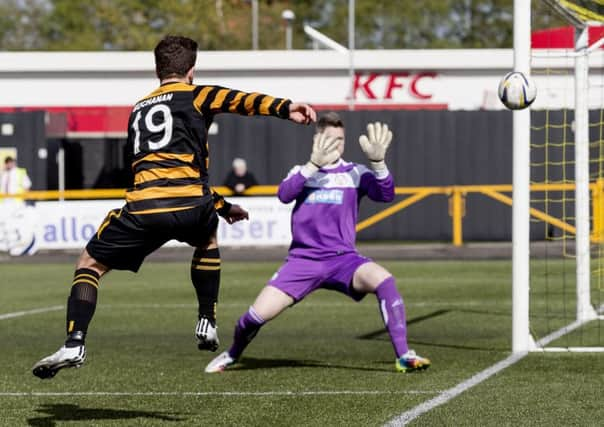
[205,112,430,373]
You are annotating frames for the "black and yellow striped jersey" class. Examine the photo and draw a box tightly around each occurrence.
[124,82,291,214]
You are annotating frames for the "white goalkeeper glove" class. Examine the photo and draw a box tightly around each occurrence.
[359,122,393,172]
[302,132,341,176]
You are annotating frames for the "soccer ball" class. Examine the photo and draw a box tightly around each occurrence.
[498,71,537,110]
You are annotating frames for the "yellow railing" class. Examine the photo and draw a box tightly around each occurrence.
[4,180,604,246]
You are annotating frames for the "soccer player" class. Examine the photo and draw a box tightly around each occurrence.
[32,35,316,379]
[205,113,430,374]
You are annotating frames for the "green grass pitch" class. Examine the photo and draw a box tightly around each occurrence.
[1,260,603,426]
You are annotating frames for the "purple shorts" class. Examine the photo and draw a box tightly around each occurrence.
[267,252,372,302]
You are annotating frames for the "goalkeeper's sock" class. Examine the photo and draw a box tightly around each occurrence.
[228,307,265,359]
[191,247,221,323]
[65,268,100,347]
[375,277,409,358]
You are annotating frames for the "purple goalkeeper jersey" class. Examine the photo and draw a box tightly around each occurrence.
[277,159,395,258]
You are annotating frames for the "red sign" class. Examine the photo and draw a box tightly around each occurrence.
[353,72,437,101]
[532,26,604,49]
[0,106,131,136]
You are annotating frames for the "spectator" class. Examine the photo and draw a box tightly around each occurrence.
[0,156,32,202]
[223,157,258,195]
[0,156,35,256]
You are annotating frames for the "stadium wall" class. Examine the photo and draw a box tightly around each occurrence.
[1,109,517,242]
[3,107,589,242]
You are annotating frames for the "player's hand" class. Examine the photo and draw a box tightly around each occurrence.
[309,132,341,168]
[289,103,317,125]
[223,204,249,224]
[359,122,393,163]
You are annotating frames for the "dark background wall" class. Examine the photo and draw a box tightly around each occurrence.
[211,111,514,187]
[0,112,47,190]
[209,110,516,241]
[4,109,597,242]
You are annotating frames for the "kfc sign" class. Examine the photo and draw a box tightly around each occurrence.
[353,72,437,101]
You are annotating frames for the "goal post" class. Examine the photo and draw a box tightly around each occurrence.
[512,0,604,353]
[574,24,596,323]
[512,0,533,354]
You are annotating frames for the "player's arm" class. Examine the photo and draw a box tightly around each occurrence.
[277,132,340,203]
[193,85,316,124]
[359,168,395,202]
[212,189,249,224]
[358,122,395,202]
[277,166,307,204]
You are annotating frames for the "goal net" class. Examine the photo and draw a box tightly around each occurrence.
[514,0,604,352]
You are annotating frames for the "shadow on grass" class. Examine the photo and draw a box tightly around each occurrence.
[234,357,392,373]
[357,308,510,352]
[28,403,183,426]
[406,339,508,352]
[357,309,451,340]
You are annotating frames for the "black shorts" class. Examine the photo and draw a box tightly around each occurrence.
[86,198,218,272]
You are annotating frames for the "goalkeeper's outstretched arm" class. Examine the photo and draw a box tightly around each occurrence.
[359,171,395,202]
[277,167,307,204]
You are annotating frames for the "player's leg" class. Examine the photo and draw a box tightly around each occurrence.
[170,200,223,352]
[230,285,293,357]
[353,263,408,355]
[352,262,430,372]
[33,207,163,379]
[191,233,222,351]
[32,249,110,379]
[205,285,293,373]
[66,249,109,345]
[206,256,318,373]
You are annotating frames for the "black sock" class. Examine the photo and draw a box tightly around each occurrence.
[65,268,100,347]
[191,247,220,323]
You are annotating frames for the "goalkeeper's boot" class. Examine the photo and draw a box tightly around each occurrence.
[395,350,430,373]
[205,351,235,373]
[32,344,86,379]
[196,316,219,352]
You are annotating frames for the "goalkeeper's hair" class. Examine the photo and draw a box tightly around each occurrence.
[154,35,198,80]
[316,112,344,133]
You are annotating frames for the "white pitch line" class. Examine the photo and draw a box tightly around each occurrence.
[0,301,494,315]
[0,305,63,321]
[385,303,604,425]
[0,390,441,397]
[384,351,528,427]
